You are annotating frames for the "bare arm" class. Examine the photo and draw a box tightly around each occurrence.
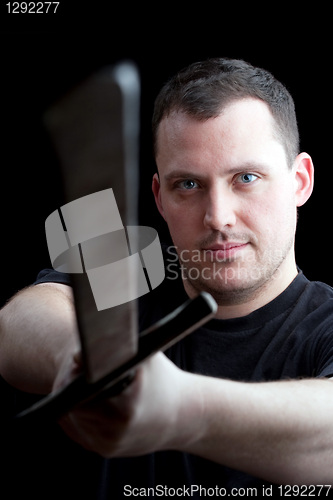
[2,283,333,485]
[178,372,333,485]
[58,352,333,485]
[0,283,80,394]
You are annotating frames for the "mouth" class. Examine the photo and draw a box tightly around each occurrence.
[202,242,249,261]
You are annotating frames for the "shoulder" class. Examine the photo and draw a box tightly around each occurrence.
[34,246,187,331]
[298,275,333,314]
[287,274,333,337]
[33,269,72,286]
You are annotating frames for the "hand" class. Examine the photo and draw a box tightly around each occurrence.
[55,352,190,457]
[53,348,83,393]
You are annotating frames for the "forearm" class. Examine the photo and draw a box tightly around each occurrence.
[172,373,333,485]
[0,283,79,394]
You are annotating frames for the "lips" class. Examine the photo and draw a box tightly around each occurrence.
[202,242,248,260]
[206,242,246,251]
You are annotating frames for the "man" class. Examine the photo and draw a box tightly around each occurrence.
[1,58,333,496]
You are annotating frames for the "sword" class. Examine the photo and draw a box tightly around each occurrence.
[14,62,217,425]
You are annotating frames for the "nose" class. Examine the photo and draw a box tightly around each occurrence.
[203,185,237,231]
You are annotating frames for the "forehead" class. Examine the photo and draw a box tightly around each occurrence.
[156,98,286,170]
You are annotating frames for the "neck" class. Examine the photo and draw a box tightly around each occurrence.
[183,257,298,320]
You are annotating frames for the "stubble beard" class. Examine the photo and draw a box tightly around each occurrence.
[179,235,295,307]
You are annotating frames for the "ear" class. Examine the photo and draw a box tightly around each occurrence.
[152,173,166,220]
[293,153,314,207]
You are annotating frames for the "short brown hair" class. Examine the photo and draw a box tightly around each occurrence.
[152,58,299,167]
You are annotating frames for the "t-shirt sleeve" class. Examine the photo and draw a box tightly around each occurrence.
[34,269,72,286]
[314,324,333,379]
[316,352,333,378]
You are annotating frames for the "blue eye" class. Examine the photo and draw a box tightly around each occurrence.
[180,179,198,190]
[238,173,258,184]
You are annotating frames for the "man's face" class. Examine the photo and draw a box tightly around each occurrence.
[153,99,307,308]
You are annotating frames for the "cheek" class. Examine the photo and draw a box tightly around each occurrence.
[162,200,203,246]
[246,190,296,242]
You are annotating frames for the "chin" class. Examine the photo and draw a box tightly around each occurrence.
[184,268,271,306]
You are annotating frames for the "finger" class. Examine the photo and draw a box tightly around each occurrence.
[73,350,83,369]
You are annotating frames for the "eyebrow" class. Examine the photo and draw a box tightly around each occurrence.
[163,163,270,181]
[164,170,206,182]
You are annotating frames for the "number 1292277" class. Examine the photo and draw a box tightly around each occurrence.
[6,2,60,13]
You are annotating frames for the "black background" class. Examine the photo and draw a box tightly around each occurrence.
[0,4,331,307]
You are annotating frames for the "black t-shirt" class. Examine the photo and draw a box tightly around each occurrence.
[4,255,333,498]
